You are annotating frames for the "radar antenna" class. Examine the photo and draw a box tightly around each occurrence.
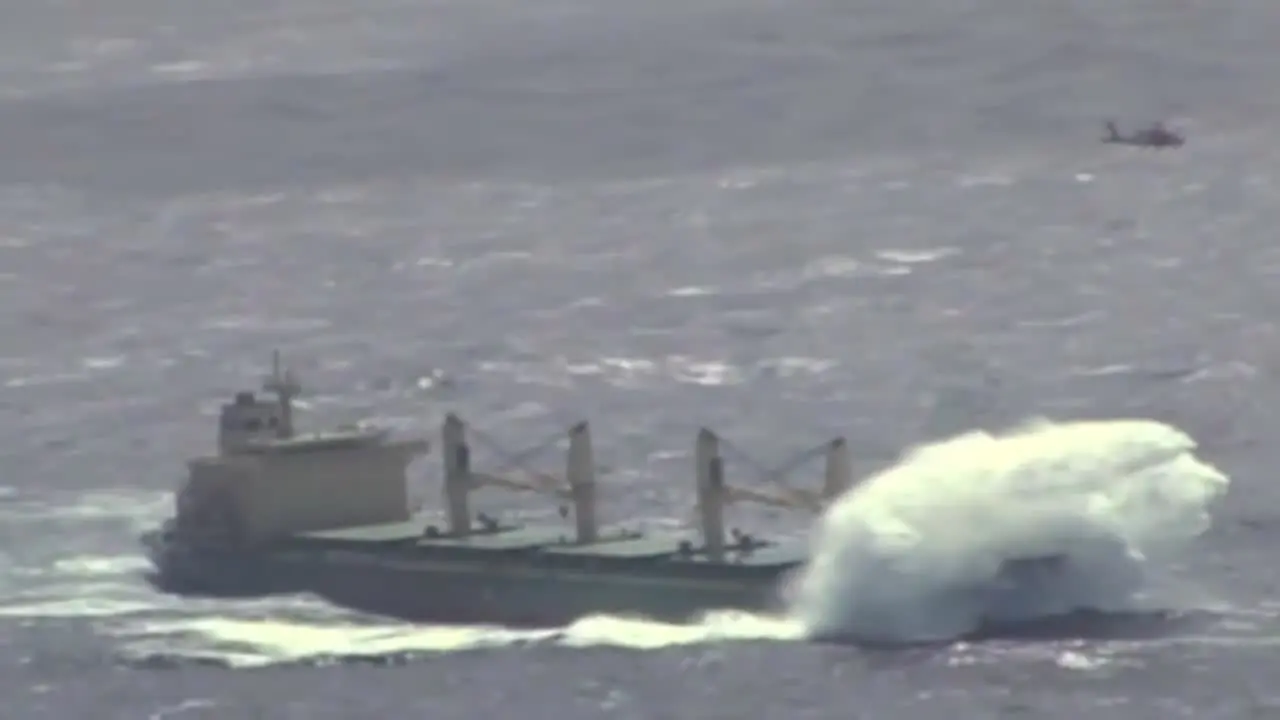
[262,350,301,438]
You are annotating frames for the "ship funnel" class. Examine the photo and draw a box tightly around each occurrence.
[442,413,471,535]
[695,428,726,560]
[567,421,598,543]
[823,437,851,500]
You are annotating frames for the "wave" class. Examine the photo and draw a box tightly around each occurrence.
[788,418,1229,644]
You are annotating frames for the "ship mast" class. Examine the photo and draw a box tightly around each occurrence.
[695,429,852,559]
[262,350,301,439]
[440,415,599,542]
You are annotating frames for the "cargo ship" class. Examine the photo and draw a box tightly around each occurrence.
[140,353,850,627]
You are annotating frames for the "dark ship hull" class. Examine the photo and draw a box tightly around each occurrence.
[141,519,803,627]
[141,519,1090,633]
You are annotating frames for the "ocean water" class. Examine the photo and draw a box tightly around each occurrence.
[4,0,1280,716]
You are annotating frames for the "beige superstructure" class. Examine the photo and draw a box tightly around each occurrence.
[174,352,429,544]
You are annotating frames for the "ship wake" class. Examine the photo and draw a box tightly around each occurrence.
[785,417,1229,644]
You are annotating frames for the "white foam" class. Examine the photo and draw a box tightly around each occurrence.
[0,490,170,526]
[0,597,158,619]
[51,555,152,577]
[788,418,1228,643]
[874,247,959,264]
[113,608,803,668]
[115,617,545,668]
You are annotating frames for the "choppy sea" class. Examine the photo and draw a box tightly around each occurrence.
[4,0,1280,716]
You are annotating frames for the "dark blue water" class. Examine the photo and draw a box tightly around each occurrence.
[4,0,1280,716]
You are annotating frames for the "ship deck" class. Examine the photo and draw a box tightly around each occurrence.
[286,518,807,574]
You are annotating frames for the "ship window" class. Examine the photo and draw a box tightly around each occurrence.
[266,416,279,428]
[244,417,262,431]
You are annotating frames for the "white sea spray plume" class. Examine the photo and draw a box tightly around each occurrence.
[787,418,1230,643]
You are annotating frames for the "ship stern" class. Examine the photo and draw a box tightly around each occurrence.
[139,521,269,597]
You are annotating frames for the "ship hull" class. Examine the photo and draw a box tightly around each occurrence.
[142,526,1104,634]
[141,528,795,627]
